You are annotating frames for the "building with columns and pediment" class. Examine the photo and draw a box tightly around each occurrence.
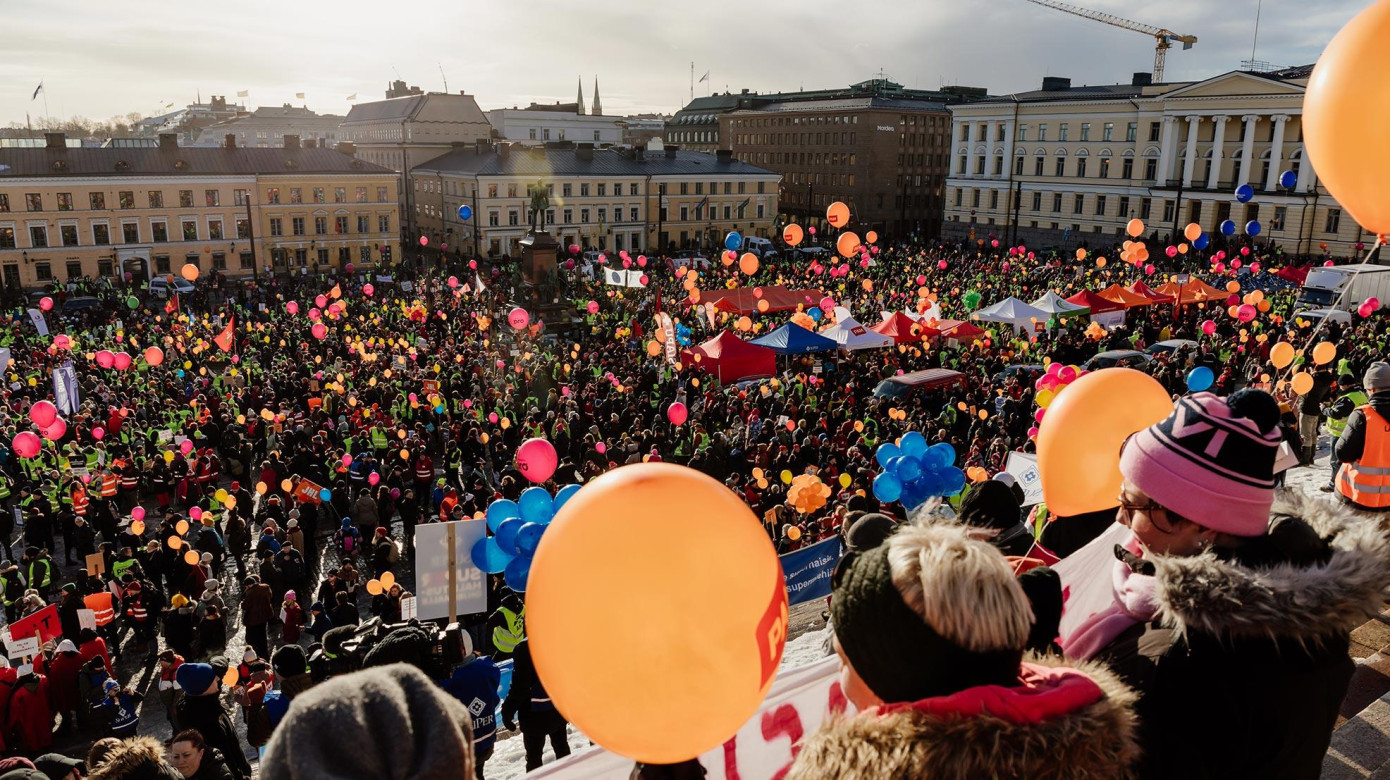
[943,68,1364,255]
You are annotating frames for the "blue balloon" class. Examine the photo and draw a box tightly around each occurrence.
[176,370,186,378]
[873,472,903,503]
[457,204,473,221]
[552,483,582,514]
[319,488,332,501]
[1186,366,1214,393]
[724,231,742,251]
[808,307,822,322]
[1235,184,1255,203]
[470,536,513,574]
[504,555,531,592]
[899,479,929,509]
[1279,170,1297,190]
[1245,220,1262,236]
[518,486,555,524]
[495,517,524,554]
[514,522,545,556]
[940,468,967,496]
[875,443,902,468]
[925,442,956,471]
[899,431,928,459]
[1193,233,1210,250]
[486,499,521,532]
[1220,220,1237,236]
[896,455,924,482]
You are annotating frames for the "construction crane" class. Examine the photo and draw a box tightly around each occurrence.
[1024,0,1198,82]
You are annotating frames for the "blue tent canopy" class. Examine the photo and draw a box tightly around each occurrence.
[749,323,838,355]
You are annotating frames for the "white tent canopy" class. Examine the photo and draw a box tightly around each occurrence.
[1030,291,1090,319]
[972,297,1052,335]
[823,315,893,350]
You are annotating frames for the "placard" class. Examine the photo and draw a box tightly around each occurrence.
[86,552,106,577]
[1004,452,1044,507]
[78,609,97,632]
[158,429,173,443]
[8,604,60,644]
[400,596,417,621]
[3,635,39,659]
[413,520,488,620]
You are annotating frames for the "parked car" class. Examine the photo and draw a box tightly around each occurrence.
[1083,350,1152,371]
[1146,339,1199,356]
[740,236,776,258]
[148,277,196,299]
[873,369,969,399]
[993,364,1046,385]
[667,252,711,271]
[62,296,103,313]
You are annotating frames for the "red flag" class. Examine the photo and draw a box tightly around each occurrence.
[214,317,235,352]
[164,293,179,314]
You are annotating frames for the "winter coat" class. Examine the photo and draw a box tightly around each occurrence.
[44,649,84,713]
[281,602,305,643]
[786,656,1138,780]
[440,656,502,752]
[176,691,252,780]
[1094,492,1390,780]
[6,673,53,752]
[241,582,274,626]
[88,735,184,780]
[1334,390,1390,507]
[185,748,236,780]
[353,495,380,530]
[164,606,197,657]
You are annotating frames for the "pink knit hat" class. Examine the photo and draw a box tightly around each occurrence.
[1119,391,1280,537]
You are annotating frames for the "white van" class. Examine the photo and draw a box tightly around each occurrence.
[740,236,776,258]
[148,277,196,299]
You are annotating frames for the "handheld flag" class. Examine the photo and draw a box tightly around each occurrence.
[214,317,235,352]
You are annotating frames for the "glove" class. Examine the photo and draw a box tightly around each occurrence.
[503,718,516,732]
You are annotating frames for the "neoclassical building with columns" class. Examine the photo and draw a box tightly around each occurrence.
[942,67,1362,255]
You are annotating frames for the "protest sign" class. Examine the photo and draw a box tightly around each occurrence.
[414,519,488,621]
[86,553,105,577]
[1004,452,1043,507]
[78,609,97,632]
[400,596,417,621]
[1052,521,1131,649]
[781,537,841,607]
[3,635,38,660]
[8,604,61,644]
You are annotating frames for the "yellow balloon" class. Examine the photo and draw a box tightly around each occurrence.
[839,473,852,488]
[780,469,793,485]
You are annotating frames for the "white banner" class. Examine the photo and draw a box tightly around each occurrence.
[1052,521,1131,648]
[53,361,79,415]
[658,312,677,366]
[624,270,647,289]
[603,268,627,287]
[413,519,488,620]
[1004,452,1043,507]
[26,309,48,337]
[531,655,852,780]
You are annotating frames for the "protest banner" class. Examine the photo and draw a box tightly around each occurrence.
[531,655,849,780]
[3,635,39,660]
[8,604,61,644]
[399,596,417,621]
[53,361,79,415]
[26,309,48,337]
[78,609,97,632]
[1052,521,1131,648]
[413,519,488,621]
[781,537,841,607]
[1004,452,1043,507]
[291,479,326,505]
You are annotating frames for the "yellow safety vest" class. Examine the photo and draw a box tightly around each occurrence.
[1329,391,1369,438]
[492,606,525,653]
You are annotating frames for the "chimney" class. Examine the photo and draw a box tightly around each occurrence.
[283,134,300,150]
[498,142,511,160]
[1132,72,1153,87]
[665,144,679,159]
[635,147,645,162]
[716,149,732,162]
[475,138,491,155]
[44,132,66,150]
[576,143,594,162]
[224,134,237,149]
[158,133,178,149]
[1041,76,1071,92]
[336,141,355,156]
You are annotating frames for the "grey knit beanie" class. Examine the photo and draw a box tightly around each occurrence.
[1365,361,1390,392]
[261,664,474,780]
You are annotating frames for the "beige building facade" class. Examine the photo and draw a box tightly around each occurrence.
[944,68,1361,254]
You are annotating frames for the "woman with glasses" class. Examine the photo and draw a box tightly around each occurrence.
[1061,389,1390,780]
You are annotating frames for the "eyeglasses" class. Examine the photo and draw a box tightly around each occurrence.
[1116,493,1177,533]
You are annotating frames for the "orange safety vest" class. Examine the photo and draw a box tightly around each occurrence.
[100,473,118,498]
[1338,406,1390,509]
[72,487,89,516]
[83,592,116,626]
[119,471,139,491]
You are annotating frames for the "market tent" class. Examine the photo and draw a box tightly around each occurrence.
[1098,284,1156,308]
[1030,291,1090,319]
[678,331,777,383]
[936,319,987,344]
[822,316,893,351]
[1127,280,1174,304]
[971,297,1051,335]
[872,312,938,344]
[749,323,839,355]
[1155,279,1229,305]
[1065,290,1125,314]
[680,286,822,315]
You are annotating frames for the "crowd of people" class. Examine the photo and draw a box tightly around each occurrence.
[0,223,1383,780]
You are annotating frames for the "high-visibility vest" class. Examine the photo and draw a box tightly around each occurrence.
[0,475,12,500]
[72,487,89,516]
[1329,391,1370,438]
[84,592,116,626]
[85,452,100,472]
[119,470,139,491]
[125,597,147,622]
[100,473,118,498]
[112,558,138,581]
[370,428,388,450]
[414,460,432,482]
[1338,406,1390,509]
[27,559,52,589]
[492,606,525,653]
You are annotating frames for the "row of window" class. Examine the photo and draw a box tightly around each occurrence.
[732,131,861,147]
[267,215,392,237]
[784,172,856,187]
[0,189,248,213]
[524,127,605,142]
[422,179,768,198]
[19,242,394,283]
[264,186,391,205]
[972,118,1301,147]
[0,217,253,250]
[962,151,1296,187]
[669,131,715,144]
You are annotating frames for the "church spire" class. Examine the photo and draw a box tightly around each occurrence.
[592,77,602,116]
[576,77,585,116]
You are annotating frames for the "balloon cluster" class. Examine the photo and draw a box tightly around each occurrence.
[1030,363,1087,438]
[1360,297,1381,318]
[871,433,965,508]
[787,473,830,514]
[471,484,582,592]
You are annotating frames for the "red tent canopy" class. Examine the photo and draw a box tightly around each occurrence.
[872,312,938,343]
[1098,284,1155,308]
[1155,279,1228,305]
[678,331,777,383]
[1065,290,1125,314]
[1127,280,1174,304]
[936,319,987,342]
[681,286,822,315]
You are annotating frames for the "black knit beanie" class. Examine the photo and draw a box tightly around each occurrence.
[362,626,433,670]
[958,480,1022,531]
[831,542,1022,703]
[272,644,308,677]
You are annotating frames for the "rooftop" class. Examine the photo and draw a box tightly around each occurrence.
[412,145,777,178]
[0,140,393,178]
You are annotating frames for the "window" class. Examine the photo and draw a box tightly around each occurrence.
[1140,198,1152,220]
[1127,122,1138,142]
[60,225,78,246]
[355,187,367,203]
[562,208,572,224]
[205,190,220,207]
[1059,124,1069,142]
[317,248,330,266]
[1034,157,1044,176]
[529,128,537,141]
[1144,159,1157,181]
[66,260,82,279]
[25,193,42,211]
[29,225,47,247]
[123,223,139,243]
[1149,122,1162,142]
[291,217,305,236]
[1014,156,1025,176]
[509,210,519,226]
[357,216,369,233]
[93,224,110,245]
[1052,193,1063,213]
[152,221,168,242]
[335,216,348,234]
[312,187,324,204]
[630,183,640,196]
[975,156,986,175]
[181,220,197,241]
[1079,123,1090,141]
[0,194,7,212]
[599,207,608,223]
[1103,123,1114,142]
[1072,194,1084,214]
[954,189,963,207]
[1099,158,1110,178]
[1271,206,1286,231]
[266,188,280,204]
[309,217,323,235]
[212,252,226,270]
[1076,158,1087,178]
[148,191,164,208]
[179,190,194,208]
[1325,209,1342,234]
[337,247,350,265]
[679,206,688,221]
[1118,196,1130,217]
[35,262,52,281]
[1162,200,1175,222]
[580,208,590,223]
[377,187,388,203]
[1095,195,1107,216]
[56,193,73,211]
[378,215,390,233]
[240,252,254,269]
[155,255,170,274]
[680,182,688,195]
[562,184,572,197]
[630,206,639,221]
[234,189,249,206]
[989,190,999,210]
[1017,124,1028,141]
[117,191,135,209]
[1054,157,1065,177]
[488,210,499,227]
[1031,192,1042,211]
[334,188,346,203]
[597,183,607,197]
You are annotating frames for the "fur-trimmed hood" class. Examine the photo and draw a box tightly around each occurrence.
[89,736,183,780]
[1149,490,1390,640]
[785,655,1138,780]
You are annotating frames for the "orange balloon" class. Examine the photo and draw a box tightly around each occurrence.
[1303,0,1390,234]
[144,347,164,366]
[865,230,878,244]
[167,535,182,550]
[365,579,384,596]
[826,201,850,227]
[757,299,770,313]
[782,223,804,247]
[528,463,787,764]
[1126,218,1145,238]
[738,253,760,276]
[646,341,662,357]
[130,520,145,535]
[1313,341,1338,365]
[1270,341,1296,369]
[184,550,200,566]
[223,667,240,687]
[1075,248,1087,261]
[379,570,396,589]
[180,263,199,282]
[1183,223,1202,242]
[175,520,189,535]
[736,316,752,332]
[1226,281,1241,293]
[1037,368,1173,516]
[836,231,861,259]
[1292,371,1315,395]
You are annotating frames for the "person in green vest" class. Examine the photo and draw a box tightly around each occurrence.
[487,592,526,660]
[1324,373,1370,493]
[23,546,54,598]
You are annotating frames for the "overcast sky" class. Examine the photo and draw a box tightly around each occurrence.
[0,0,1369,127]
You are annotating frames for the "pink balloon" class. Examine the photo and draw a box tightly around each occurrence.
[448,276,459,288]
[39,297,53,312]
[53,334,70,350]
[41,418,66,440]
[144,347,164,366]
[595,441,607,454]
[311,323,327,339]
[469,259,478,270]
[341,453,353,467]
[638,274,649,286]
[315,295,328,309]
[92,427,105,440]
[419,236,429,246]
[569,244,581,255]
[131,506,145,522]
[1201,319,1216,335]
[489,412,499,424]
[96,350,115,369]
[622,258,631,269]
[179,438,195,455]
[190,506,203,521]
[819,296,836,312]
[667,402,688,426]
[587,301,599,314]
[12,432,41,459]
[508,308,530,330]
[1368,296,1382,311]
[637,255,647,267]
[463,399,473,408]
[308,308,321,321]
[286,301,300,315]
[362,284,375,297]
[368,472,381,486]
[29,400,57,427]
[113,352,132,371]
[515,438,558,483]
[1237,304,1257,323]
[938,260,948,270]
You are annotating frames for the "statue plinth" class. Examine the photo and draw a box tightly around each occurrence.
[518,230,580,334]
[519,230,559,285]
